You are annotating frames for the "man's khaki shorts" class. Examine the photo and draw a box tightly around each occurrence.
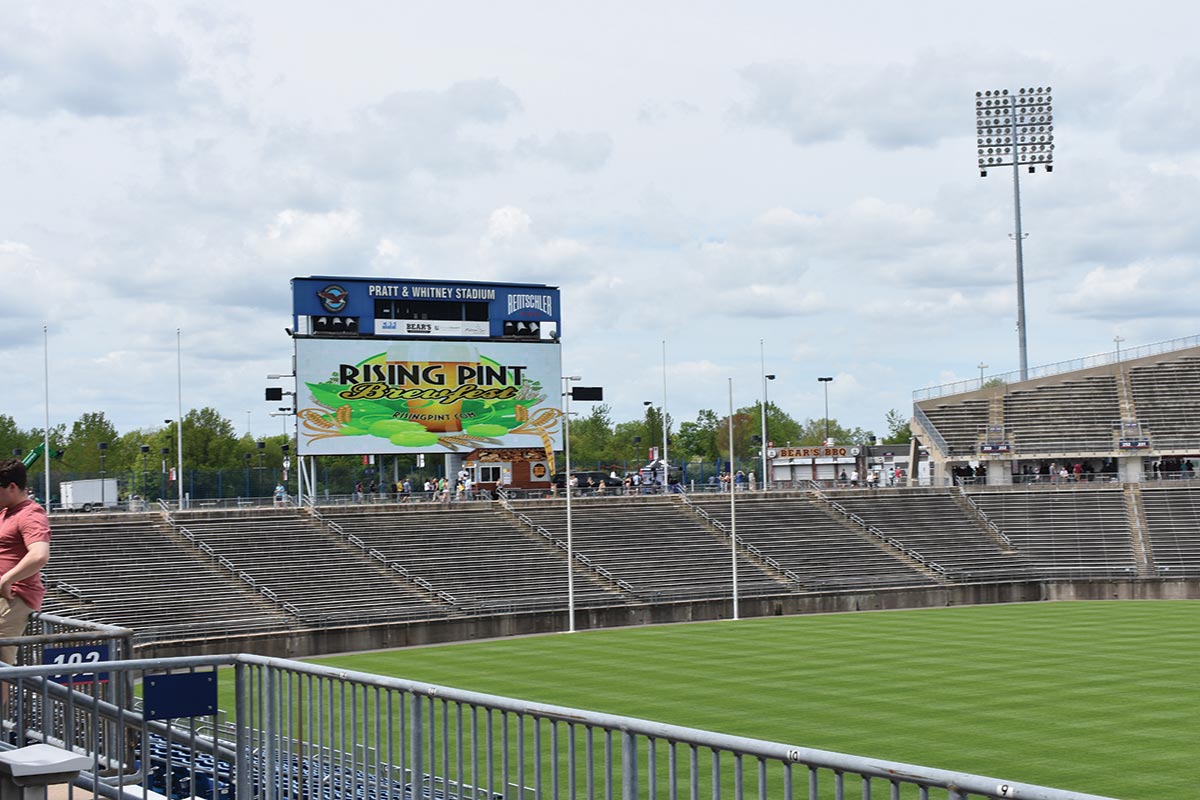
[0,596,33,665]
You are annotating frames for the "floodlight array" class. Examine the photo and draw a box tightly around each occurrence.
[975,87,1054,170]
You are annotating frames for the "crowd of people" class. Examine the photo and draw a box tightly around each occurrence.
[353,471,483,503]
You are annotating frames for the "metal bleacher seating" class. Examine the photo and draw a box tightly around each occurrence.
[41,514,294,638]
[517,497,786,601]
[1002,375,1120,453]
[1128,356,1200,451]
[174,509,448,625]
[918,398,989,456]
[829,491,1033,581]
[967,487,1138,578]
[1138,484,1200,576]
[320,505,625,612]
[689,495,934,590]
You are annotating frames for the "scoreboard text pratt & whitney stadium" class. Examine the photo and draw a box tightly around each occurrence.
[290,276,564,458]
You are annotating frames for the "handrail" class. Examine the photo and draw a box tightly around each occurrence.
[814,494,946,575]
[913,332,1200,401]
[956,487,1014,548]
[911,404,951,458]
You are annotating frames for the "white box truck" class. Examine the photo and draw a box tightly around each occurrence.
[59,479,120,512]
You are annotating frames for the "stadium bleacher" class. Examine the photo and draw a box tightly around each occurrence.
[966,486,1139,578]
[1138,484,1200,576]
[515,497,787,601]
[688,495,936,590]
[40,515,295,638]
[320,505,625,612]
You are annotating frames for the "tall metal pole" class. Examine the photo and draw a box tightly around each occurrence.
[1010,109,1029,381]
[819,377,833,445]
[563,376,578,633]
[661,340,668,487]
[759,340,769,491]
[176,328,184,510]
[728,378,738,621]
[42,325,50,507]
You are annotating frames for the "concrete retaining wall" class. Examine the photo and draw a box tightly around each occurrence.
[138,578,1200,659]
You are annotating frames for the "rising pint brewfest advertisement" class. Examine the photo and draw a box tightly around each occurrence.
[296,340,564,456]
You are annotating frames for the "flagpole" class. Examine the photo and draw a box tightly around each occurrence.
[728,377,739,621]
[43,326,50,506]
[177,328,184,510]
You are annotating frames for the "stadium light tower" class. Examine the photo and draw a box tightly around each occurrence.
[976,86,1054,382]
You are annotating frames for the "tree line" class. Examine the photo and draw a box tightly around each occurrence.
[1,404,911,481]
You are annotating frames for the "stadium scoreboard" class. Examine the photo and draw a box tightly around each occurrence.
[291,276,560,340]
[289,276,563,457]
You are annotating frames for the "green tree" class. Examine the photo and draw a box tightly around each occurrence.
[182,407,240,469]
[0,414,28,461]
[675,409,721,463]
[883,409,913,445]
[565,403,614,468]
[64,412,121,473]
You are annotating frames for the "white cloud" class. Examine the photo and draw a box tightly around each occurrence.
[515,131,612,172]
[476,206,592,281]
[1057,259,1200,320]
[0,2,216,118]
[248,209,363,264]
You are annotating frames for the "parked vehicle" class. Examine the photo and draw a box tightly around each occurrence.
[59,479,120,512]
[550,471,623,489]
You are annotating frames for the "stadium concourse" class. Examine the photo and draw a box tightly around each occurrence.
[32,337,1200,658]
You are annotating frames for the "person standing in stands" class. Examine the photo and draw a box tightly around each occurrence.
[0,458,51,665]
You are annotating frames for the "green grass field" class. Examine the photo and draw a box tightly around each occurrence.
[282,601,1197,800]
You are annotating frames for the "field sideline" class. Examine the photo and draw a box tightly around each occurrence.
[286,601,1198,800]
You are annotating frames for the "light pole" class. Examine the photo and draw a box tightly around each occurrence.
[818,377,833,445]
[976,86,1054,381]
[97,442,108,506]
[139,445,150,503]
[562,375,582,633]
[1114,335,1125,362]
[160,446,170,499]
[642,400,658,488]
[761,371,775,491]
[978,362,989,389]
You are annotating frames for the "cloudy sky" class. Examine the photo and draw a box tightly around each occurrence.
[3,0,1200,443]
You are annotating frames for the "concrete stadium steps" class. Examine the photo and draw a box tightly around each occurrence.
[920,399,989,456]
[966,486,1138,578]
[1138,484,1200,576]
[829,490,1036,581]
[689,495,935,590]
[1001,375,1121,453]
[1129,356,1200,451]
[319,505,625,612]
[173,508,449,624]
[515,497,787,601]
[40,514,293,637]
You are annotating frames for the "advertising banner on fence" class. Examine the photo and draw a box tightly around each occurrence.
[296,339,564,457]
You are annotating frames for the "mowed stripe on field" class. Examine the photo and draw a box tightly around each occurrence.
[299,601,1197,800]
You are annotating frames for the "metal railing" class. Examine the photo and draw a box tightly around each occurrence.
[913,332,1200,401]
[0,651,1119,800]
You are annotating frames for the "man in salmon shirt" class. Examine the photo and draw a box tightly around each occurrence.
[0,458,52,665]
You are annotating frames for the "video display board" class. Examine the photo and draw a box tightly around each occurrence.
[296,339,563,457]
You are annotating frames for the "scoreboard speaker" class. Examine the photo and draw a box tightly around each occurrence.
[311,316,360,334]
[503,320,540,337]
